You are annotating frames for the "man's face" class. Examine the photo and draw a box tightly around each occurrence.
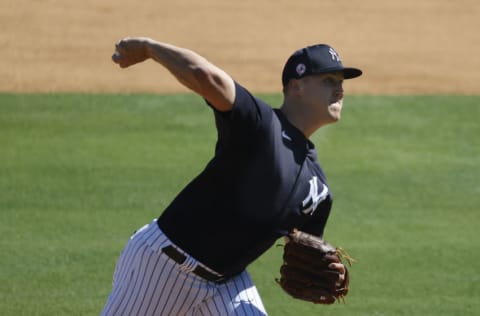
[299,72,345,124]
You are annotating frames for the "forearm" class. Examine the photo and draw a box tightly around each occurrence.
[145,41,207,91]
[114,37,235,111]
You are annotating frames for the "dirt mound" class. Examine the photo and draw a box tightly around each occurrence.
[2,0,479,94]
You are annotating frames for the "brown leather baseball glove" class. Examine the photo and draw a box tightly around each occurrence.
[276,229,353,304]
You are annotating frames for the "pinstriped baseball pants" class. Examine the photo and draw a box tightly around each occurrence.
[101,220,267,316]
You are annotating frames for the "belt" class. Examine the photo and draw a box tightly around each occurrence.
[162,245,228,283]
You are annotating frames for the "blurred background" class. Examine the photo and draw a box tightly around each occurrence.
[1,0,479,95]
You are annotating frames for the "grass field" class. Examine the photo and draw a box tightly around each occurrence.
[1,93,479,315]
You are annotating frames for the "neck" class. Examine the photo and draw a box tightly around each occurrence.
[280,102,324,138]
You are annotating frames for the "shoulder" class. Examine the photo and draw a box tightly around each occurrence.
[211,82,275,122]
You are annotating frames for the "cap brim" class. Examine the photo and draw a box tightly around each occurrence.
[311,66,362,79]
[342,67,362,79]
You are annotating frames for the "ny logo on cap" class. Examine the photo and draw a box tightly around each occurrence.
[328,47,341,62]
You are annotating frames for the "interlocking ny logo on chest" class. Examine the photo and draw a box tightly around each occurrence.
[301,176,329,215]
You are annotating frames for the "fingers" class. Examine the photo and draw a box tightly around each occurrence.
[328,262,345,273]
[111,51,121,63]
[111,38,134,67]
[329,262,346,286]
[111,51,129,68]
[112,40,125,66]
[111,37,148,68]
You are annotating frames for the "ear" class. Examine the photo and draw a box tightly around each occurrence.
[287,79,304,96]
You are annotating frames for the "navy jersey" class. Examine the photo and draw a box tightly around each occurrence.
[158,82,333,277]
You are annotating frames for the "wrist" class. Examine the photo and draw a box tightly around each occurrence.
[142,38,156,59]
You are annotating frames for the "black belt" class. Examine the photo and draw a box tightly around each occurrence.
[162,246,228,283]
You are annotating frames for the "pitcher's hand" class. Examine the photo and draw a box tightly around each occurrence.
[112,37,151,68]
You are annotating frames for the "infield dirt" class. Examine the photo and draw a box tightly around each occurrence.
[2,0,479,94]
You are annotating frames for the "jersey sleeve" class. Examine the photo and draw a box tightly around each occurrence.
[209,81,273,150]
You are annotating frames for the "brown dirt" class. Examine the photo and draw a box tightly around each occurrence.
[2,0,479,94]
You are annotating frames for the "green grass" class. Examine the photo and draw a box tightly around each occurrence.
[1,93,479,315]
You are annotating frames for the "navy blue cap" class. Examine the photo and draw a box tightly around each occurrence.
[282,44,362,86]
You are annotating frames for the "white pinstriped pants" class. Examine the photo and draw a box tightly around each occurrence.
[101,220,267,316]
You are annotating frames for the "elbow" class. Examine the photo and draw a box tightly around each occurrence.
[191,65,226,93]
[190,66,234,111]
[175,65,211,93]
[191,65,212,89]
